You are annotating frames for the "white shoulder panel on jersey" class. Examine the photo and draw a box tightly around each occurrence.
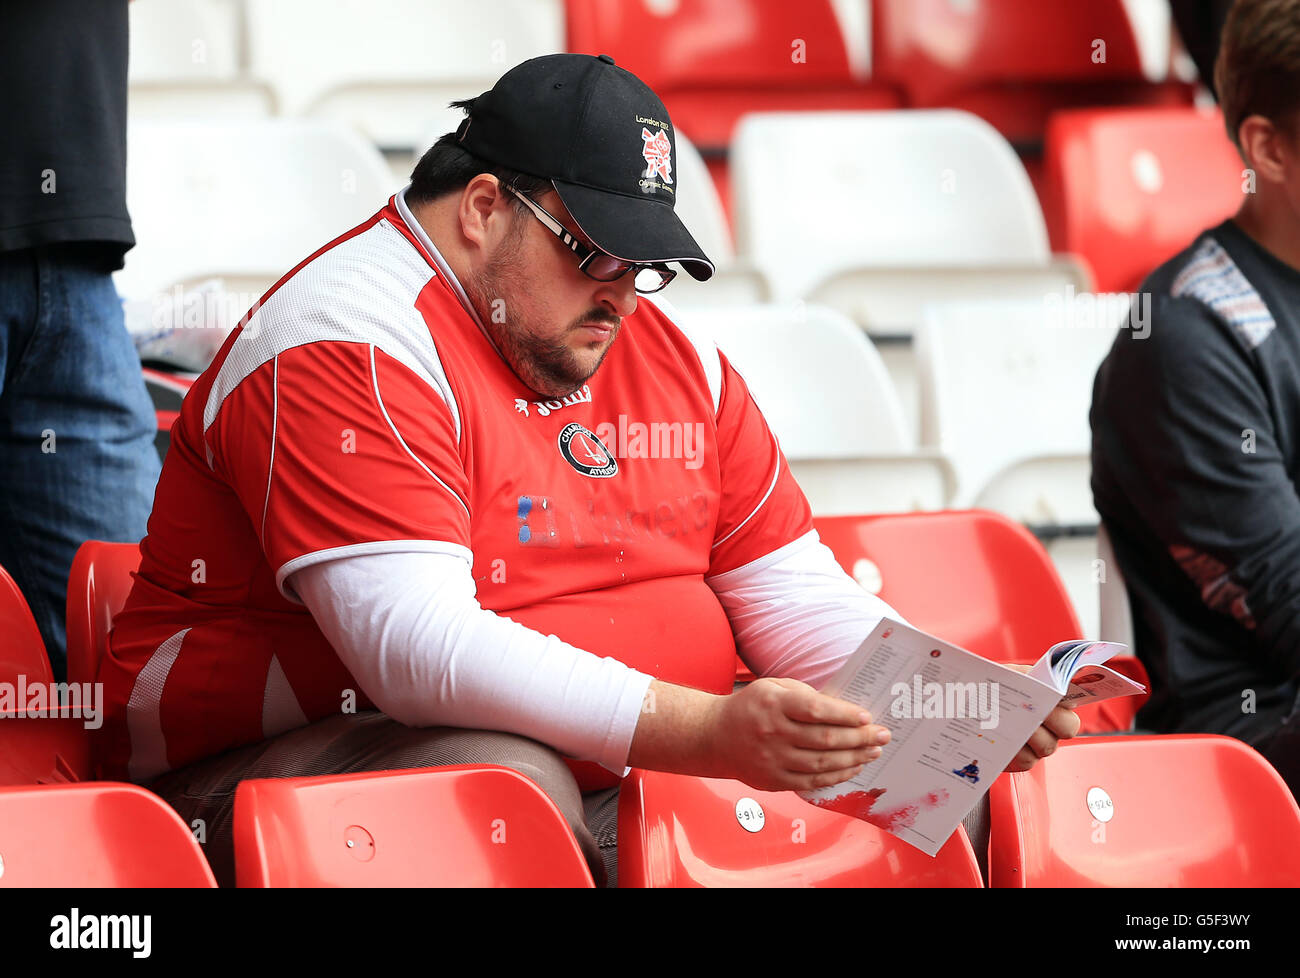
[643,292,723,415]
[202,217,462,450]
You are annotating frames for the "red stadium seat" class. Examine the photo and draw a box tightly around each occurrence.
[66,541,141,688]
[0,562,93,787]
[0,708,93,786]
[0,781,217,886]
[0,562,52,687]
[815,511,1081,661]
[0,542,142,787]
[142,366,195,461]
[568,0,860,94]
[1042,106,1246,292]
[988,734,1300,887]
[11,540,144,788]
[872,0,1192,149]
[233,765,596,887]
[565,0,898,208]
[618,768,983,887]
[812,511,1147,733]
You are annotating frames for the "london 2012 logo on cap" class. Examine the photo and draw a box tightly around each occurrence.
[558,422,619,478]
[639,127,674,190]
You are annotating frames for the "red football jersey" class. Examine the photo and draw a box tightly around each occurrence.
[97,193,812,787]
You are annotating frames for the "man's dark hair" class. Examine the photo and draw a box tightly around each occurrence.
[1214,0,1300,155]
[407,98,551,208]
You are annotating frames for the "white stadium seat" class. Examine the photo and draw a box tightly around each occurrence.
[730,110,1051,302]
[128,0,276,118]
[116,118,400,301]
[806,259,1094,339]
[915,297,1119,521]
[804,258,1095,444]
[660,131,771,308]
[669,130,735,264]
[244,0,564,150]
[694,303,954,514]
[1121,0,1175,83]
[1097,522,1136,649]
[916,297,1125,638]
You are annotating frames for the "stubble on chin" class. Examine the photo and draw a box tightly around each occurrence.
[467,272,613,399]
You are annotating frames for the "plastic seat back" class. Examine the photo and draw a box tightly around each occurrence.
[701,304,954,514]
[565,0,894,150]
[141,367,196,462]
[704,303,910,457]
[1043,106,1245,292]
[245,0,562,148]
[117,118,397,299]
[129,0,243,83]
[872,0,1186,145]
[812,511,1143,733]
[814,510,1080,661]
[671,130,735,264]
[568,0,866,92]
[732,111,1049,301]
[989,735,1300,887]
[0,709,94,787]
[0,782,216,886]
[0,563,52,687]
[618,768,982,887]
[1,562,92,786]
[233,765,595,887]
[66,542,141,688]
[915,297,1120,522]
[807,258,1093,339]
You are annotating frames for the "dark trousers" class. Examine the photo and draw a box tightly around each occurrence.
[1251,708,1300,805]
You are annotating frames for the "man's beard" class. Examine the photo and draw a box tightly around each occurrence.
[464,241,619,399]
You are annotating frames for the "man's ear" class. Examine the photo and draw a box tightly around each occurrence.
[458,174,510,251]
[1238,115,1289,185]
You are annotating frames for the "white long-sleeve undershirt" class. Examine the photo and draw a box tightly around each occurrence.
[708,531,909,690]
[290,530,905,774]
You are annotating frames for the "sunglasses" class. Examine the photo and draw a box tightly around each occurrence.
[502,183,677,294]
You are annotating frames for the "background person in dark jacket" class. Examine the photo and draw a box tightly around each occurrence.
[1092,0,1300,799]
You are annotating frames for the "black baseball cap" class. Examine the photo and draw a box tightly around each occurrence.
[455,53,715,282]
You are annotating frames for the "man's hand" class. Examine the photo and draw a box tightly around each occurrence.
[707,677,892,791]
[1003,664,1082,773]
[628,677,890,792]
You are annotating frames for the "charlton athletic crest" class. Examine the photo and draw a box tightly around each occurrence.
[558,422,619,478]
[641,127,673,185]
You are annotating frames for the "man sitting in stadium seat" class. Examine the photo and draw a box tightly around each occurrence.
[1092,0,1300,800]
[98,53,1079,887]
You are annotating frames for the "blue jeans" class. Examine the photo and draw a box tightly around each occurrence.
[0,244,160,681]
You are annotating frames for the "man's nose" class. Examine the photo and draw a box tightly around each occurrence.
[595,274,638,318]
